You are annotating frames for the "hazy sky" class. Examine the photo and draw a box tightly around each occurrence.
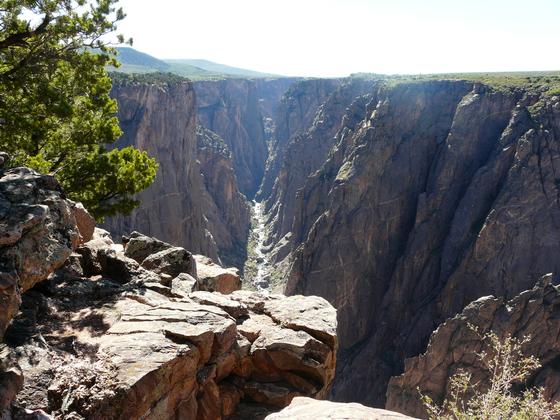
[115,0,560,77]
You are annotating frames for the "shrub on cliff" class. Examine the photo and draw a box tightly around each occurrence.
[0,0,157,219]
[421,328,560,420]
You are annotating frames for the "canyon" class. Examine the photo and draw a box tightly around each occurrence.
[1,73,556,418]
[3,1,559,418]
[101,74,560,416]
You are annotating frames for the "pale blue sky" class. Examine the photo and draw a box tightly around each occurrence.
[115,0,560,77]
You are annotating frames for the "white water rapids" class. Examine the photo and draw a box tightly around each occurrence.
[248,200,271,292]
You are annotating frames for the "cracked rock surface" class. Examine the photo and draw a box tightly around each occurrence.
[0,166,80,340]
[3,224,337,419]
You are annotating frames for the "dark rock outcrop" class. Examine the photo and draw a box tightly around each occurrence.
[386,276,560,418]
[259,78,342,201]
[262,78,378,264]
[283,83,560,405]
[196,125,251,267]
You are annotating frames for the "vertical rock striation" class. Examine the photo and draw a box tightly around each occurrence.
[194,79,295,198]
[101,74,560,410]
[259,78,342,201]
[284,82,560,406]
[104,79,263,267]
[105,77,295,268]
[103,80,222,260]
[262,79,378,264]
[196,126,251,267]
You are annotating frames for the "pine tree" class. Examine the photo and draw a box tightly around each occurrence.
[0,0,158,219]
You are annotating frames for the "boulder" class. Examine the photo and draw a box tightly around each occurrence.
[0,160,339,418]
[123,231,173,264]
[70,201,96,244]
[141,246,196,279]
[189,291,249,319]
[262,295,338,350]
[74,228,162,286]
[194,255,241,294]
[0,166,80,339]
[171,273,199,296]
[266,397,419,419]
[0,346,24,418]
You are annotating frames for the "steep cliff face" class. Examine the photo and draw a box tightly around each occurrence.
[104,78,297,268]
[263,79,378,262]
[194,79,295,198]
[103,81,221,260]
[196,126,251,267]
[284,82,560,406]
[101,75,560,411]
[104,80,259,268]
[259,78,343,201]
[253,78,299,121]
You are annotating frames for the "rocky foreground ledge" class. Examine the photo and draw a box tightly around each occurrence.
[0,162,338,419]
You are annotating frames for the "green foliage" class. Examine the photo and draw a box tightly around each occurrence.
[420,328,560,420]
[355,72,560,96]
[109,70,187,87]
[60,146,157,217]
[0,0,158,220]
[165,58,281,79]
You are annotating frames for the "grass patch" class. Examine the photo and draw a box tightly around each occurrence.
[352,71,560,96]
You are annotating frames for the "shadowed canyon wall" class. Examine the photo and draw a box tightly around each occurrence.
[280,81,560,406]
[104,78,297,266]
[195,78,297,198]
[260,79,379,263]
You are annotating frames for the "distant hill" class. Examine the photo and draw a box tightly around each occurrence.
[111,47,283,80]
[165,59,280,78]
[112,47,171,73]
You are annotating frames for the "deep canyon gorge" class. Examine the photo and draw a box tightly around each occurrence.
[100,74,560,415]
[3,1,560,418]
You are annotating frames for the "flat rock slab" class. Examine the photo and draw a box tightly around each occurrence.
[266,397,419,419]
